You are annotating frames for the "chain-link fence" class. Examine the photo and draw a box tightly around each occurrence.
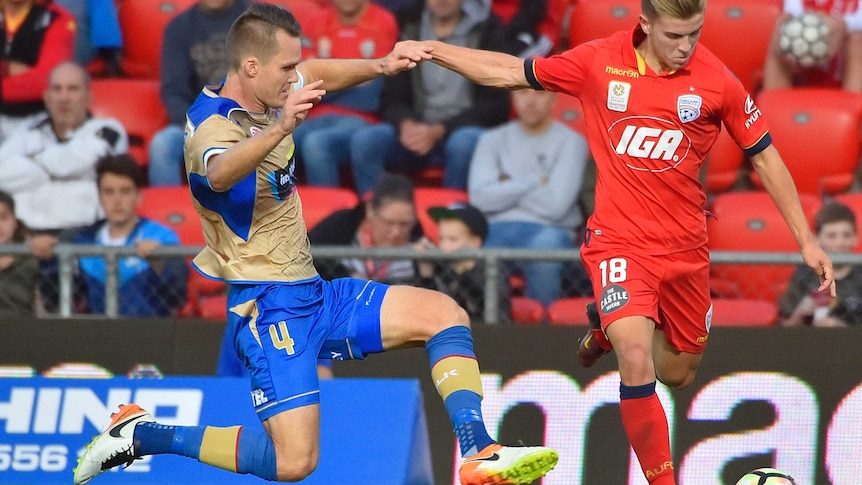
[1,243,859,324]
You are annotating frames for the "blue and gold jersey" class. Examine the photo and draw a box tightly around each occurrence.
[184,85,317,283]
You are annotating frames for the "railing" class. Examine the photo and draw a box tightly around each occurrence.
[2,243,859,324]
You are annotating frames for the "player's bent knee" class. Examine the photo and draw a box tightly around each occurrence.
[657,368,697,390]
[274,455,318,482]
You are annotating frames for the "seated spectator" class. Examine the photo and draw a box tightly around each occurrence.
[294,0,399,187]
[0,0,76,142]
[0,190,38,315]
[468,89,589,306]
[308,173,425,285]
[0,61,128,312]
[349,0,509,195]
[419,202,510,323]
[779,202,862,326]
[54,0,123,74]
[71,154,189,317]
[491,0,554,57]
[762,2,862,92]
[148,0,248,186]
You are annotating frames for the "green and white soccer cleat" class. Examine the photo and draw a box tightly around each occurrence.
[459,443,559,485]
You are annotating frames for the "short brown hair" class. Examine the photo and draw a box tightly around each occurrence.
[641,0,706,20]
[226,3,302,71]
[96,154,144,189]
[815,202,857,234]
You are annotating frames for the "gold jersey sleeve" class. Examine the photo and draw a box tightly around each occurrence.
[184,104,317,283]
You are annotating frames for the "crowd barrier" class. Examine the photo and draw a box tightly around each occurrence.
[2,320,861,484]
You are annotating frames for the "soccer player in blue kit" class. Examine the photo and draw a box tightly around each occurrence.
[73,3,558,485]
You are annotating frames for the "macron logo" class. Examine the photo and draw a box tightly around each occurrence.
[744,95,757,115]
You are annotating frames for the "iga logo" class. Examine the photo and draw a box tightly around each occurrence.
[608,116,692,172]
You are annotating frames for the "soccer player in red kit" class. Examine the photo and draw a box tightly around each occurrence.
[411,0,837,482]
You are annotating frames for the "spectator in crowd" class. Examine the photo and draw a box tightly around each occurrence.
[762,2,862,92]
[0,0,76,142]
[147,0,248,186]
[54,0,123,74]
[349,0,509,195]
[294,0,399,187]
[779,202,862,326]
[491,0,554,57]
[70,154,189,317]
[0,61,128,312]
[419,202,511,323]
[468,88,588,306]
[308,173,426,285]
[0,190,38,315]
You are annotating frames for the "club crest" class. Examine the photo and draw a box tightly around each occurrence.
[677,94,702,123]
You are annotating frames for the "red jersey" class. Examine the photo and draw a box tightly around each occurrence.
[301,4,398,122]
[527,27,772,254]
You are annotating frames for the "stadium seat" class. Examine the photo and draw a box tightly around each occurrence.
[710,298,778,326]
[702,124,745,194]
[116,0,195,79]
[552,94,587,137]
[296,186,360,231]
[699,0,780,93]
[138,186,205,246]
[197,294,228,320]
[413,187,469,244]
[511,296,545,324]
[89,78,169,167]
[567,0,640,48]
[751,88,862,196]
[707,191,822,303]
[831,193,862,252]
[547,296,594,325]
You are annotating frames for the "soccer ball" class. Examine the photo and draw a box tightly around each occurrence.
[735,467,798,485]
[778,13,831,68]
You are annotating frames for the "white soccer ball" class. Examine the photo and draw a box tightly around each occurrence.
[735,467,798,485]
[778,13,831,68]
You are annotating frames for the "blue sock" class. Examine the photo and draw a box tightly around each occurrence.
[236,427,278,480]
[135,422,179,456]
[426,326,495,457]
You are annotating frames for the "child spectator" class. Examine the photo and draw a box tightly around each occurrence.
[0,190,38,315]
[779,202,862,326]
[420,202,510,323]
[71,154,188,316]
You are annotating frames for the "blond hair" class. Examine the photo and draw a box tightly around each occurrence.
[641,0,706,19]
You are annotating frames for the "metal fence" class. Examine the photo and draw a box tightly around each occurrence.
[2,243,859,324]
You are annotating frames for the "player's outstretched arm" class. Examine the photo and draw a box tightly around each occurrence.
[750,144,837,296]
[420,40,531,90]
[298,41,433,92]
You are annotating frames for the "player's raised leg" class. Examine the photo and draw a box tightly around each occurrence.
[378,285,558,485]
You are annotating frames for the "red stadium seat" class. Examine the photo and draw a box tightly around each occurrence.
[710,298,778,326]
[197,294,228,321]
[413,187,470,244]
[702,124,744,194]
[116,0,195,79]
[296,186,360,231]
[751,88,862,196]
[511,296,545,324]
[567,0,639,48]
[699,0,780,93]
[707,191,822,303]
[138,186,205,246]
[89,79,169,167]
[547,297,594,325]
[552,94,587,137]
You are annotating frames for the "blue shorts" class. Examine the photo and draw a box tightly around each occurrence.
[225,276,389,421]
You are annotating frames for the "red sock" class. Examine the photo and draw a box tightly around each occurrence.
[620,383,675,484]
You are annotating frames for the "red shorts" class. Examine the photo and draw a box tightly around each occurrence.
[580,238,712,354]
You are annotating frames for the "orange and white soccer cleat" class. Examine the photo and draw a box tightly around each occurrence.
[459,443,559,485]
[73,403,154,484]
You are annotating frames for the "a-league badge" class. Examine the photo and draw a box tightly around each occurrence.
[360,40,376,59]
[677,94,702,123]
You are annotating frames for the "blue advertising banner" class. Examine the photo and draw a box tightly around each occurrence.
[0,377,433,484]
